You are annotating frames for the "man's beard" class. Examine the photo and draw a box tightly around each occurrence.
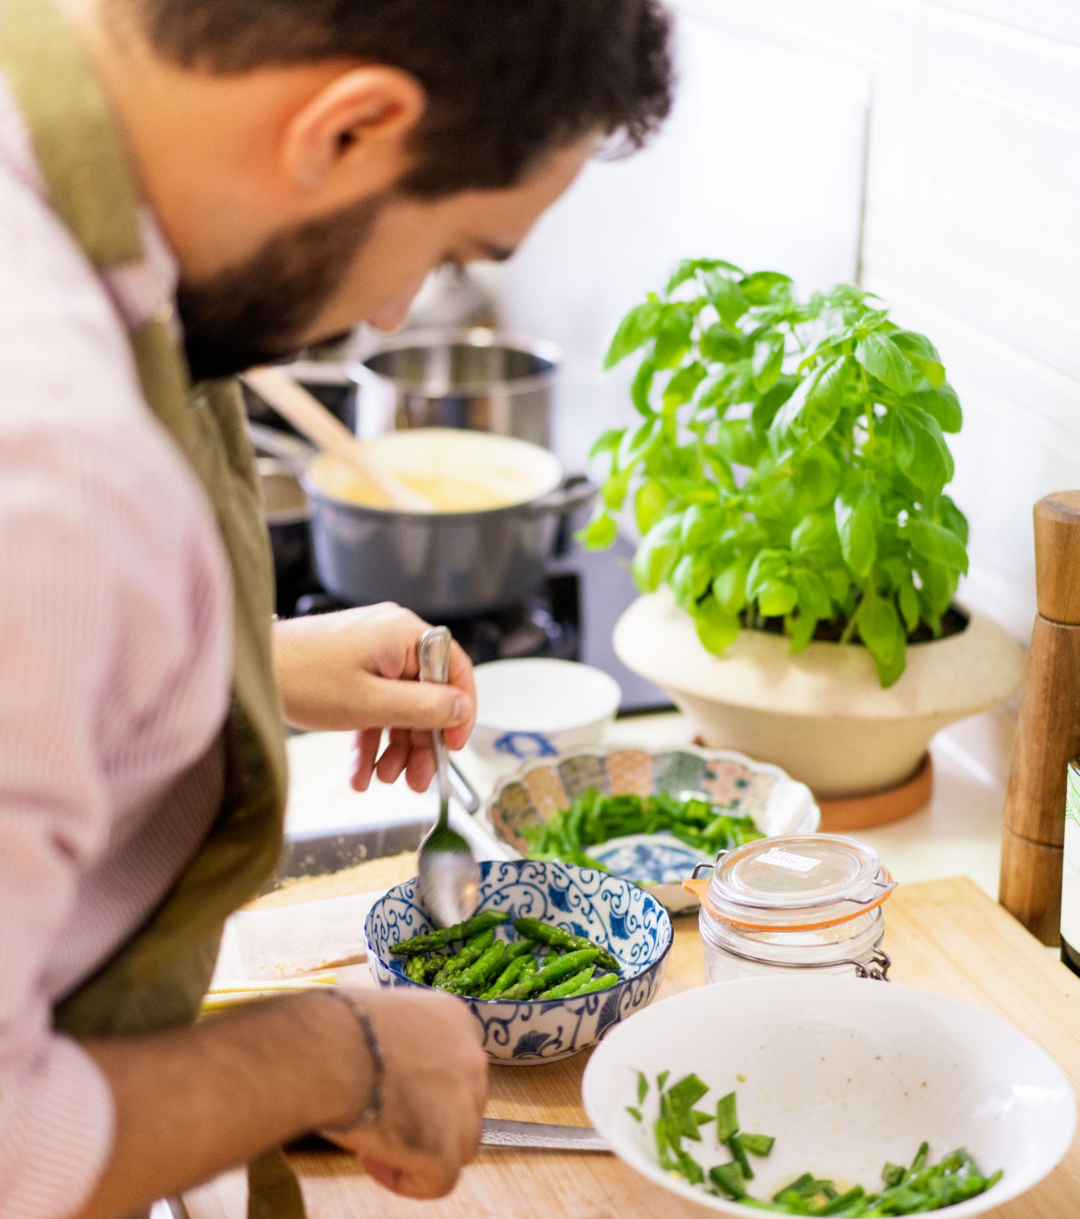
[177,193,387,382]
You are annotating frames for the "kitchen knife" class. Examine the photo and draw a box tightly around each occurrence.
[480,1118,609,1152]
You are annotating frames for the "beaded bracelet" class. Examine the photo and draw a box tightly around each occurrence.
[325,989,386,1129]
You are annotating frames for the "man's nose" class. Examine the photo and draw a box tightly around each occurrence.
[369,289,422,334]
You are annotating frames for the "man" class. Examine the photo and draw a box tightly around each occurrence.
[0,0,673,1216]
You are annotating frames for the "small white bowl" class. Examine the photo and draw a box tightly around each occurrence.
[471,659,621,768]
[582,977,1076,1217]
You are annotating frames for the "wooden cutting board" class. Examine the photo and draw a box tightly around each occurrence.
[180,877,1080,1219]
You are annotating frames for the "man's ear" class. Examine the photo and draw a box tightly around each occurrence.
[281,66,426,196]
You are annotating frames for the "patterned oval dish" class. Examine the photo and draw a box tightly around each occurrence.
[484,745,821,914]
[365,858,673,1063]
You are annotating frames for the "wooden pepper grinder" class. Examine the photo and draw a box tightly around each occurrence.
[1000,492,1080,944]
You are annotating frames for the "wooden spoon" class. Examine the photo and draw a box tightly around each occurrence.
[242,366,435,512]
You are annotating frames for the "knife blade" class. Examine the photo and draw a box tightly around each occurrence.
[480,1118,609,1152]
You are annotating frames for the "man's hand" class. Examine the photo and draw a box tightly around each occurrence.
[75,984,487,1218]
[323,988,488,1199]
[272,604,476,791]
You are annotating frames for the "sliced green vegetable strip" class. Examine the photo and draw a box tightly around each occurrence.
[571,972,618,996]
[716,1091,739,1142]
[739,1133,775,1157]
[390,910,508,955]
[727,1134,754,1181]
[513,917,620,971]
[537,966,595,999]
[710,1161,747,1199]
[501,948,600,999]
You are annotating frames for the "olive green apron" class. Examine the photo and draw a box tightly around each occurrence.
[0,0,306,1213]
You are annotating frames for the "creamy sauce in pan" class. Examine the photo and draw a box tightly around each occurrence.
[308,453,525,513]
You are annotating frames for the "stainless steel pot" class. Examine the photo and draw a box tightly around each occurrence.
[348,328,559,449]
[301,429,594,619]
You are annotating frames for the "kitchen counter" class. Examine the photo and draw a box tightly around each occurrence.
[156,706,1022,1219]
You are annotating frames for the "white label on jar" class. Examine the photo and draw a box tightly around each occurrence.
[757,847,821,873]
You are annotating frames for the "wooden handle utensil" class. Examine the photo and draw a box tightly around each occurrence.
[242,366,435,512]
[1000,492,1080,943]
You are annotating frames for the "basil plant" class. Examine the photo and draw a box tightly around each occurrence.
[585,259,969,688]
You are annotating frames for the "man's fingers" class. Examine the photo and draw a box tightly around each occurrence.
[374,729,410,786]
[350,729,382,792]
[404,732,436,792]
[360,674,472,733]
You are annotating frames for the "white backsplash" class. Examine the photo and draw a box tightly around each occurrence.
[492,0,1080,646]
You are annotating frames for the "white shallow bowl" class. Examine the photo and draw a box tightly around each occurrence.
[471,659,621,768]
[582,977,1075,1217]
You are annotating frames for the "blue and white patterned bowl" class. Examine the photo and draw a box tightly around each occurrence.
[485,745,821,914]
[364,859,673,1064]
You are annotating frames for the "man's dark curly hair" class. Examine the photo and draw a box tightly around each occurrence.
[127,0,675,196]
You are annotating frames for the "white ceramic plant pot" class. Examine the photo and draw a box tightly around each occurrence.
[613,589,1026,799]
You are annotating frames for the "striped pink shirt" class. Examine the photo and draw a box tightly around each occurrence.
[0,74,236,1217]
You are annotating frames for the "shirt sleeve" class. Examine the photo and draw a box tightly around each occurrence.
[0,420,232,1219]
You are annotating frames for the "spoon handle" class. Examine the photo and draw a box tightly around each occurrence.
[418,626,453,828]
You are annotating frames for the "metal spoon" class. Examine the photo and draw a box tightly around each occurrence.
[417,626,481,927]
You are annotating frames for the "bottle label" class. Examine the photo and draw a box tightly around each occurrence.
[1061,760,1080,947]
[757,847,821,874]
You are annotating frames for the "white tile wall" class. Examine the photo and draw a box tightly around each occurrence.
[499,0,1080,643]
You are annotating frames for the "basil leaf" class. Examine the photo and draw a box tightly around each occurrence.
[588,427,624,460]
[706,272,748,330]
[713,556,750,615]
[770,356,852,446]
[751,332,785,391]
[631,518,681,591]
[664,361,707,411]
[857,591,907,686]
[634,480,668,536]
[739,270,793,305]
[891,329,945,387]
[631,358,656,416]
[580,510,617,550]
[835,486,879,577]
[856,332,914,395]
[700,324,744,364]
[653,306,694,369]
[604,301,662,370]
[907,518,969,574]
[910,381,962,433]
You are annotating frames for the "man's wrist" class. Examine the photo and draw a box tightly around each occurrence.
[295,990,382,1131]
[322,990,385,1131]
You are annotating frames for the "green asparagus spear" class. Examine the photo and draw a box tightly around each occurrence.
[478,943,537,995]
[536,966,595,999]
[480,952,538,999]
[405,955,428,984]
[446,941,507,995]
[570,971,618,996]
[513,918,620,971]
[432,928,495,987]
[501,948,600,999]
[390,910,508,955]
